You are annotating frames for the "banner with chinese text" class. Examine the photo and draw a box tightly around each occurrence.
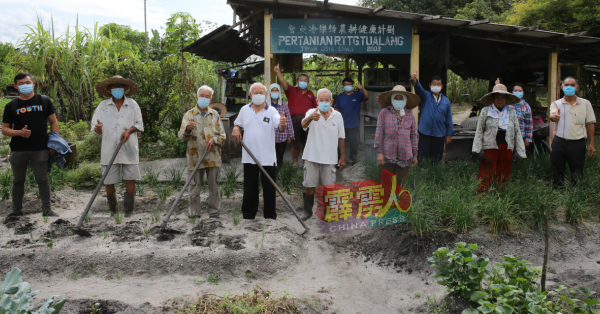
[271,19,412,54]
[316,169,412,233]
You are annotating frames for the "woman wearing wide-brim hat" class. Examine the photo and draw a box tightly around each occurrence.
[374,85,420,186]
[472,83,526,194]
[91,75,144,217]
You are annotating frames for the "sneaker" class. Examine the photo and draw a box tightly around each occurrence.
[42,210,59,217]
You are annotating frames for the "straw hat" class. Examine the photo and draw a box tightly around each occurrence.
[377,85,421,110]
[480,84,521,106]
[95,75,138,98]
[209,101,227,118]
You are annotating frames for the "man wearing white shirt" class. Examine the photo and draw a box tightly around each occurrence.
[300,88,346,221]
[232,83,287,220]
[91,76,144,216]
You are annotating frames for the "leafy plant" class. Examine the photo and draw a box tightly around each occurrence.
[206,274,221,285]
[0,267,66,313]
[361,151,380,182]
[156,185,172,202]
[114,209,123,224]
[276,161,303,194]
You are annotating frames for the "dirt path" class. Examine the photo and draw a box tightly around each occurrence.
[2,188,599,313]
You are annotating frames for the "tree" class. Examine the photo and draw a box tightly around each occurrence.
[505,0,600,37]
[360,0,475,17]
[454,0,512,22]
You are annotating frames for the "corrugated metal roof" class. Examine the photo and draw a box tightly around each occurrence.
[227,0,600,48]
[182,25,256,63]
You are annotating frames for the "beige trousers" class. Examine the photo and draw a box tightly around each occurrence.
[379,163,409,187]
[188,167,220,217]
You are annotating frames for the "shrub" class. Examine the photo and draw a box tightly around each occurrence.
[429,243,600,314]
[0,267,66,313]
[77,134,102,163]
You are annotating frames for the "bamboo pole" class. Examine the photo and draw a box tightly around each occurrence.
[263,10,272,86]
[548,52,559,144]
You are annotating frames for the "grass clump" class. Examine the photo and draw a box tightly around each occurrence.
[168,285,303,314]
[220,164,241,199]
[276,161,303,194]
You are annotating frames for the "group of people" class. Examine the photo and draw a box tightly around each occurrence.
[2,69,596,221]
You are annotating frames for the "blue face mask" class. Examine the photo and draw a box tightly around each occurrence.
[271,93,279,100]
[392,100,405,110]
[18,84,33,95]
[343,85,353,92]
[513,92,524,99]
[197,97,210,109]
[299,81,308,89]
[111,88,125,99]
[318,102,331,112]
[563,86,576,97]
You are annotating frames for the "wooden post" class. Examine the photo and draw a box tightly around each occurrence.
[345,58,350,78]
[410,27,420,125]
[548,52,559,144]
[264,10,272,86]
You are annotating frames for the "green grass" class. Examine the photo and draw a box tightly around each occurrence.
[220,164,241,199]
[165,166,184,188]
[142,164,163,188]
[391,136,600,235]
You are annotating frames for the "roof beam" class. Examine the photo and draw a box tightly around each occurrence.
[368,5,385,16]
[504,25,541,33]
[421,15,441,21]
[459,19,490,28]
[564,31,587,37]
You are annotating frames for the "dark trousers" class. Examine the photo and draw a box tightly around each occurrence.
[275,142,287,167]
[345,127,359,162]
[9,150,51,214]
[551,136,586,188]
[242,163,277,219]
[418,131,445,163]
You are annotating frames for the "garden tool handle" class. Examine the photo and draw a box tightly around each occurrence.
[160,149,210,228]
[240,141,310,233]
[75,136,124,229]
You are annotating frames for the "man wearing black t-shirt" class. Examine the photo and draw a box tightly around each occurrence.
[2,73,60,218]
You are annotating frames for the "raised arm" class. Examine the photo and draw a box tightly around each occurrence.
[274,64,288,91]
[410,71,428,102]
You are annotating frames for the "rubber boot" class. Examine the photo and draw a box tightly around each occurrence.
[107,193,118,215]
[301,193,314,221]
[124,193,135,217]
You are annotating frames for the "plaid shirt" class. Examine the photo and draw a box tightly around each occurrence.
[272,100,294,143]
[510,100,533,143]
[374,107,418,160]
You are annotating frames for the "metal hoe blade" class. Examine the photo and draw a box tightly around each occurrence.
[73,137,124,236]
[155,148,210,233]
[240,141,310,235]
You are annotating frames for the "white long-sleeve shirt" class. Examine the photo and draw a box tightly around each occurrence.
[91,97,144,165]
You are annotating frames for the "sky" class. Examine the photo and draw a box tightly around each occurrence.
[0,0,360,44]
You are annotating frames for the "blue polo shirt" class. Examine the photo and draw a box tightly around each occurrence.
[334,91,364,129]
[411,80,454,137]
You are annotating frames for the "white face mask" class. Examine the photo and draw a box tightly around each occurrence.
[431,86,442,94]
[252,94,265,105]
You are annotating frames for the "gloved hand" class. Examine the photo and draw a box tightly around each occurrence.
[474,150,486,162]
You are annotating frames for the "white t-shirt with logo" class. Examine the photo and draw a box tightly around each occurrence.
[302,108,345,165]
[234,103,281,166]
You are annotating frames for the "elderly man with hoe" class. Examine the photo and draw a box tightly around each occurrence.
[549,77,596,188]
[274,64,317,165]
[299,88,346,221]
[334,77,369,165]
[178,85,227,219]
[410,71,454,163]
[232,82,287,220]
[3,73,60,218]
[91,75,144,216]
[374,85,420,187]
